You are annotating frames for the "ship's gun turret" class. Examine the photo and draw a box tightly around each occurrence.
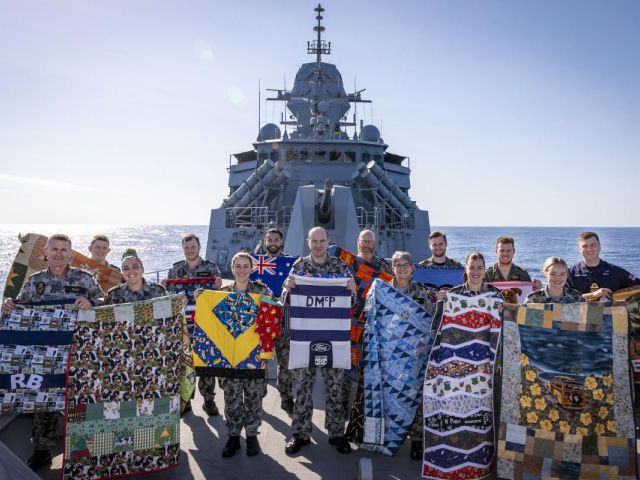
[318,179,333,224]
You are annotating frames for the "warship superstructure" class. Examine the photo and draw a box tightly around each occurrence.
[206,4,431,274]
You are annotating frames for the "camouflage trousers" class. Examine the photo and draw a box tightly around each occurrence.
[32,412,59,450]
[291,367,345,440]
[409,403,423,441]
[219,377,266,436]
[198,375,216,403]
[274,332,292,401]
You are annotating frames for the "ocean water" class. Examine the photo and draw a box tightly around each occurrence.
[0,225,639,289]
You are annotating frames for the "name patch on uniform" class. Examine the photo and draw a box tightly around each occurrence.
[64,286,87,294]
[196,271,213,278]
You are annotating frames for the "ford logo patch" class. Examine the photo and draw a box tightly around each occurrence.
[311,342,331,353]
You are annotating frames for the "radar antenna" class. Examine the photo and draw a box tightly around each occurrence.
[307,4,331,62]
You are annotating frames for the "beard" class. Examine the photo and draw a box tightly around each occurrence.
[267,245,281,254]
[359,246,374,255]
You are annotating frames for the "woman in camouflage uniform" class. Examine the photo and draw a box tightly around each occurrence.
[391,251,442,459]
[218,251,273,458]
[105,248,166,304]
[525,257,584,304]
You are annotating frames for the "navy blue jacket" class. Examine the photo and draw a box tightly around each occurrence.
[567,260,640,294]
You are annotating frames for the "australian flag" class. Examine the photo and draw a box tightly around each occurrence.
[250,255,297,297]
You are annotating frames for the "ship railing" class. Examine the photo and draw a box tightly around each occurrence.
[374,206,414,230]
[225,206,270,228]
[144,269,170,283]
[356,207,378,229]
[278,206,293,227]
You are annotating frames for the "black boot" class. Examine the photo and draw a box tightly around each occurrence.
[222,436,241,458]
[280,397,294,414]
[246,435,261,456]
[203,400,219,416]
[410,440,423,460]
[328,436,352,454]
[285,435,310,455]
[27,449,52,471]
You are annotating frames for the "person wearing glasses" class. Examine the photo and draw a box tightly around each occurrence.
[390,251,443,459]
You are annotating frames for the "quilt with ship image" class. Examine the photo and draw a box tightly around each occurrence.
[498,302,636,479]
[63,295,185,480]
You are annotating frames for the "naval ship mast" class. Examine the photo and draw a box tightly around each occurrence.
[206,4,431,275]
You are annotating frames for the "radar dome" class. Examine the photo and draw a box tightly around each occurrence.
[260,123,281,140]
[361,124,380,142]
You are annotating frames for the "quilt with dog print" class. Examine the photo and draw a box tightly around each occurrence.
[63,295,185,479]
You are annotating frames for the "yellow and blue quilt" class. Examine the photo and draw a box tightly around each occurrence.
[193,290,266,379]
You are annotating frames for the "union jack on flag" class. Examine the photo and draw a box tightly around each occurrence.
[250,254,297,297]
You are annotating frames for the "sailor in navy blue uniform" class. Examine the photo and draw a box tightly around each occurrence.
[568,231,640,301]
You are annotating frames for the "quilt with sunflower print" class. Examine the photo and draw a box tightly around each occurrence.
[498,302,636,479]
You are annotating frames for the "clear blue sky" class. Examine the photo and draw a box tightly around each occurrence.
[1,1,638,226]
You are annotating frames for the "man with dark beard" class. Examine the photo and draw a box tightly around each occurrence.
[255,228,295,413]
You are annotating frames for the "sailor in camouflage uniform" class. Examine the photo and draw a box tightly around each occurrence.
[356,229,392,274]
[390,251,441,459]
[217,252,273,458]
[484,236,542,291]
[525,256,584,304]
[281,227,356,455]
[165,234,222,416]
[88,234,121,272]
[105,249,166,303]
[417,231,462,267]
[256,228,296,413]
[2,234,104,471]
[341,230,392,417]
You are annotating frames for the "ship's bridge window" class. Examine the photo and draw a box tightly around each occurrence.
[362,153,371,163]
[345,152,356,163]
[315,151,327,161]
[330,151,341,161]
[373,154,383,163]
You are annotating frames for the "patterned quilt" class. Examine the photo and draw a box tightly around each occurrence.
[423,291,503,479]
[359,279,436,456]
[0,300,76,414]
[498,302,637,479]
[488,281,535,304]
[193,290,278,379]
[63,295,185,479]
[288,274,352,369]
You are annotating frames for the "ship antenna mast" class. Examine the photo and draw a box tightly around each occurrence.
[307,4,330,63]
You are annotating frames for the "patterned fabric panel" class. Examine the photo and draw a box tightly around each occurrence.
[63,295,185,480]
[288,274,352,369]
[359,279,436,456]
[192,290,268,379]
[0,300,76,413]
[423,291,503,479]
[498,302,637,480]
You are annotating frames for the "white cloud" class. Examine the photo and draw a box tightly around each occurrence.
[194,41,214,60]
[0,173,95,192]
[227,85,246,105]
